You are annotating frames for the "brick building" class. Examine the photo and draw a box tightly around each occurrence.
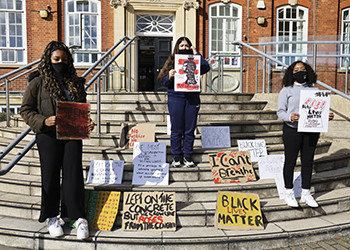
[0,0,349,102]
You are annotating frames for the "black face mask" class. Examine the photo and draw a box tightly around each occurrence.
[178,49,193,55]
[293,71,307,83]
[52,62,68,75]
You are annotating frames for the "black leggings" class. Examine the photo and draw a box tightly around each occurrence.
[282,124,319,189]
[36,132,85,222]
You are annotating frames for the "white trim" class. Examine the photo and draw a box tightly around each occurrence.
[341,7,350,68]
[135,13,175,37]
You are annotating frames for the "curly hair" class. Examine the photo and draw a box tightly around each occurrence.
[38,41,85,102]
[156,37,193,83]
[282,60,317,87]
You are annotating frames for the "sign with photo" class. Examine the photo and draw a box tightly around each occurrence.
[201,126,231,149]
[56,101,90,140]
[208,151,256,184]
[237,140,267,162]
[298,90,331,133]
[174,54,201,92]
[86,160,124,184]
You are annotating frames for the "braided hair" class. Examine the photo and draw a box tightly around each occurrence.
[38,41,85,102]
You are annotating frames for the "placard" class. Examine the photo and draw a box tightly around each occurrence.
[86,160,124,184]
[174,54,201,92]
[298,90,331,132]
[201,126,231,148]
[85,190,120,231]
[208,151,256,184]
[132,163,169,185]
[56,101,90,140]
[257,154,284,180]
[274,172,302,199]
[237,140,267,162]
[119,123,156,149]
[122,191,176,231]
[215,191,263,230]
[133,142,166,164]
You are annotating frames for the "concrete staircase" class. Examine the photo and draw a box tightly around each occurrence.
[0,92,350,250]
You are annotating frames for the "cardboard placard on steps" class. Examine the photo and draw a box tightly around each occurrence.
[119,123,156,149]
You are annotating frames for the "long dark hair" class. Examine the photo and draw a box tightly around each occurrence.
[156,37,193,82]
[38,41,85,102]
[282,60,317,87]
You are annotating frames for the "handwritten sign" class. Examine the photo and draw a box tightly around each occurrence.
[215,191,263,230]
[208,151,256,184]
[257,155,284,180]
[122,192,176,231]
[201,126,231,148]
[132,163,169,185]
[85,190,120,231]
[298,90,331,132]
[133,142,166,164]
[86,160,124,184]
[237,140,267,162]
[56,101,90,140]
[274,172,302,199]
[174,54,201,92]
[119,123,156,149]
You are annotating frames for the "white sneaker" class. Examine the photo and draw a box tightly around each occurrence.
[184,157,196,168]
[47,216,64,237]
[301,189,319,207]
[76,218,89,240]
[284,189,298,207]
[171,157,182,168]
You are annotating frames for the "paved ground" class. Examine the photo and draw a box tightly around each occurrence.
[279,234,350,250]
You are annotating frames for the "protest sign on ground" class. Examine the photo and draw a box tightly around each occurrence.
[208,151,256,184]
[56,101,90,140]
[201,126,231,148]
[122,191,176,231]
[119,123,156,149]
[237,140,267,162]
[215,191,264,230]
[86,160,124,184]
[257,154,284,180]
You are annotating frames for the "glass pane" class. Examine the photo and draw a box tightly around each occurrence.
[7,0,13,9]
[68,2,74,12]
[9,25,15,35]
[2,50,8,61]
[8,49,14,61]
[232,8,237,17]
[225,6,230,16]
[0,1,6,9]
[0,37,6,47]
[17,50,23,62]
[17,37,22,47]
[84,2,88,12]
[77,2,82,12]
[292,8,296,19]
[218,19,223,29]
[92,53,97,62]
[211,6,217,16]
[91,2,97,12]
[9,36,15,46]
[0,12,5,23]
[16,13,21,23]
[16,0,22,10]
[17,25,22,35]
[219,6,225,16]
[83,53,88,62]
[9,12,14,23]
[299,10,304,19]
[286,8,291,19]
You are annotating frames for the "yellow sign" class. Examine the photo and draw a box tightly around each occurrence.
[214,191,264,230]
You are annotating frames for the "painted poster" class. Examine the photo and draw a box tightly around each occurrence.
[215,191,264,230]
[174,54,201,92]
[56,101,90,140]
[119,123,156,149]
[86,160,124,184]
[237,140,268,162]
[122,191,176,231]
[257,154,284,180]
[298,90,331,133]
[201,126,231,149]
[208,151,256,184]
[85,190,121,231]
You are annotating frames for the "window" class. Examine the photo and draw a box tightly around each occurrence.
[0,0,26,64]
[276,5,308,65]
[341,8,350,68]
[65,0,101,65]
[136,14,174,36]
[209,3,242,67]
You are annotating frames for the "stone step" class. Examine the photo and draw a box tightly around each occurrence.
[1,204,350,249]
[88,100,267,112]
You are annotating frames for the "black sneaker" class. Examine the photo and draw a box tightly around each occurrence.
[184,157,196,168]
[171,157,182,168]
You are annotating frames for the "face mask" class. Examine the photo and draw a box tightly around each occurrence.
[52,62,68,74]
[178,49,193,55]
[293,71,307,83]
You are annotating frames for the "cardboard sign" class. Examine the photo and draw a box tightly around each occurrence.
[56,101,90,140]
[257,154,284,180]
[86,160,124,184]
[237,140,267,162]
[133,142,166,164]
[208,151,256,184]
[85,190,120,231]
[122,192,176,231]
[215,191,264,230]
[201,126,231,148]
[119,123,156,149]
[274,172,302,199]
[298,90,331,132]
[174,54,201,92]
[132,163,169,185]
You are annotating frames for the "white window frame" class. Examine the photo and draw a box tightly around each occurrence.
[276,5,308,66]
[0,0,27,65]
[64,0,101,65]
[208,2,242,68]
[341,7,350,68]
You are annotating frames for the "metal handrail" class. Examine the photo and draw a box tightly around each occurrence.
[232,40,350,101]
[0,36,134,175]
